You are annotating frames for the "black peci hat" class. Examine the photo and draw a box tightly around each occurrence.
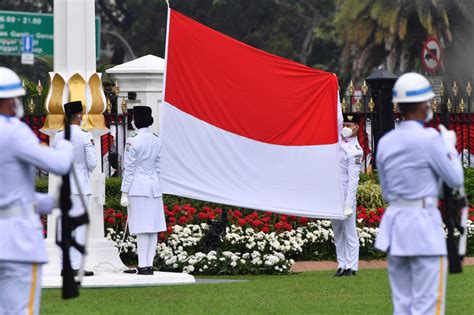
[64,101,83,117]
[133,106,153,128]
[343,113,361,124]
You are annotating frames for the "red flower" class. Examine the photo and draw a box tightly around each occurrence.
[252,219,262,228]
[369,219,375,224]
[274,223,283,230]
[168,217,176,223]
[262,225,270,233]
[173,205,181,212]
[198,212,208,220]
[208,214,216,220]
[284,223,292,231]
[299,217,309,225]
[114,212,123,219]
[167,226,173,234]
[178,216,188,224]
[215,208,222,214]
[233,210,242,218]
[261,217,270,223]
[238,219,247,226]
[470,215,474,221]
[289,216,297,221]
[107,217,115,224]
[265,212,272,217]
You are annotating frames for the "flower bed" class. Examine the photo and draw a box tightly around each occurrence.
[36,175,474,275]
[104,203,474,275]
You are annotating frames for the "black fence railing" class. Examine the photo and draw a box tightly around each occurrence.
[342,80,474,171]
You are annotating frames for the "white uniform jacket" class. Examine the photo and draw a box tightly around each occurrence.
[340,137,363,208]
[375,121,464,256]
[0,115,73,263]
[121,128,162,197]
[54,125,97,195]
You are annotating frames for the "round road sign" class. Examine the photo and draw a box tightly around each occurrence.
[421,36,442,74]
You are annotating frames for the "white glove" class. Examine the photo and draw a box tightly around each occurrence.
[439,124,456,149]
[344,205,353,219]
[120,192,129,207]
[34,192,55,215]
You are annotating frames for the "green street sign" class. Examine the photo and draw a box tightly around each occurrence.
[0,10,101,59]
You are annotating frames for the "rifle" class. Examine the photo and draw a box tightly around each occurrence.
[55,114,90,299]
[442,185,468,274]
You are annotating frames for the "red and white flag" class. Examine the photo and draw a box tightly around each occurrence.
[160,9,344,219]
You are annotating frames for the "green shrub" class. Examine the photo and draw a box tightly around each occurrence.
[357,180,386,209]
[36,177,49,193]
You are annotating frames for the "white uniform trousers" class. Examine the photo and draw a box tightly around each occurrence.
[388,255,447,315]
[59,195,90,270]
[0,261,42,315]
[331,211,359,270]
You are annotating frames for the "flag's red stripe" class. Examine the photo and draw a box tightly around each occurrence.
[165,10,338,146]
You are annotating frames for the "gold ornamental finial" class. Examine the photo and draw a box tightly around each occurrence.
[106,97,112,113]
[362,80,369,96]
[466,82,472,97]
[440,81,445,97]
[113,80,120,95]
[28,98,35,113]
[432,98,439,112]
[459,98,465,113]
[341,97,348,113]
[349,80,354,97]
[121,97,128,114]
[447,98,453,112]
[452,82,459,97]
[36,80,43,94]
[355,98,362,112]
[368,98,375,112]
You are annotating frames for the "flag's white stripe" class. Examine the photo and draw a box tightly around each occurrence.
[160,102,345,219]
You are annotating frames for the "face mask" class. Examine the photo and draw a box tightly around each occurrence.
[14,98,24,118]
[131,120,137,130]
[342,127,353,138]
[425,107,433,122]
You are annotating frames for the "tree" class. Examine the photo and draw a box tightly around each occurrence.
[335,0,474,82]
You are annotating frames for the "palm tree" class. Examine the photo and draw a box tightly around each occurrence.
[335,0,465,81]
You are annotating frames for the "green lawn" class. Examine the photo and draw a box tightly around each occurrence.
[41,267,474,314]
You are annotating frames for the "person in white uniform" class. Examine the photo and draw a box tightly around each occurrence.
[331,113,363,277]
[0,67,74,314]
[375,72,464,315]
[121,106,166,275]
[54,101,97,276]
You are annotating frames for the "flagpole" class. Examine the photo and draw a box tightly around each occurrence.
[160,0,171,136]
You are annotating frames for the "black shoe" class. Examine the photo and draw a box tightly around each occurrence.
[148,266,154,275]
[83,270,94,277]
[123,268,138,274]
[344,269,357,276]
[61,269,94,277]
[333,268,345,277]
[137,266,153,275]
